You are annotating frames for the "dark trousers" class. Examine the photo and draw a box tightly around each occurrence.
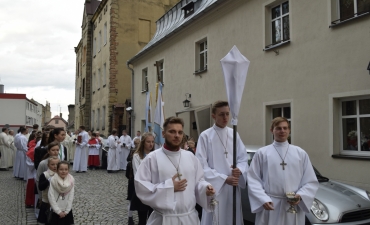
[138,208,153,225]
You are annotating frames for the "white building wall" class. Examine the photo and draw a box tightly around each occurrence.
[0,99,25,126]
[130,0,370,190]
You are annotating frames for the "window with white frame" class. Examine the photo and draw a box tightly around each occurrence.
[97,108,100,130]
[339,0,370,21]
[97,70,100,90]
[271,104,291,143]
[92,110,95,129]
[98,31,102,52]
[271,1,290,45]
[93,37,96,56]
[104,22,107,45]
[102,106,106,130]
[156,60,164,83]
[195,39,207,73]
[142,68,148,92]
[103,63,107,86]
[340,97,370,153]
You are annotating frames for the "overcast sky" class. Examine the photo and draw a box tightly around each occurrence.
[0,0,85,121]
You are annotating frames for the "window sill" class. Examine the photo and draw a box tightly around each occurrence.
[98,88,100,91]
[330,11,370,28]
[194,68,207,75]
[93,55,96,58]
[93,91,95,94]
[103,84,106,88]
[332,154,370,161]
[141,90,148,93]
[263,40,290,51]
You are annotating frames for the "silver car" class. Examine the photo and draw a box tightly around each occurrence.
[242,145,370,225]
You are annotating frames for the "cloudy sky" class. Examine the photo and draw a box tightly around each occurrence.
[0,0,85,120]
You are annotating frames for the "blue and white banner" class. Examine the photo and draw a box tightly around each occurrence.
[153,82,165,147]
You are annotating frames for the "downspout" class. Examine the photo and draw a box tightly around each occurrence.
[126,61,134,137]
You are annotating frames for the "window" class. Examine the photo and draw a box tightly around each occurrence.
[55,119,59,124]
[103,63,107,86]
[339,0,370,21]
[93,72,96,93]
[98,31,102,52]
[97,108,100,130]
[156,60,164,83]
[195,39,207,74]
[92,110,95,129]
[264,1,290,50]
[93,38,96,56]
[104,22,107,45]
[82,78,85,98]
[142,68,148,92]
[271,105,291,143]
[97,69,100,90]
[340,97,370,153]
[102,106,106,130]
[182,2,195,18]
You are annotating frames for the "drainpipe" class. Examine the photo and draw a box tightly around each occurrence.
[126,61,134,137]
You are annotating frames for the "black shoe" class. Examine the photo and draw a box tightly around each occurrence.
[128,217,134,225]
[76,171,80,173]
[107,170,112,173]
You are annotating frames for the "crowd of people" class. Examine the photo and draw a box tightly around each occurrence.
[0,99,320,225]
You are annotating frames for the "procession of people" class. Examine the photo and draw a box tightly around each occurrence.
[0,99,319,225]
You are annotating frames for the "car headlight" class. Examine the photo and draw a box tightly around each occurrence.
[311,199,329,221]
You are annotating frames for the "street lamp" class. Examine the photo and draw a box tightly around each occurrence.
[183,93,191,108]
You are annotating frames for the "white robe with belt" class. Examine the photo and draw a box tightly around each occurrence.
[119,135,132,170]
[13,134,28,179]
[107,135,119,171]
[134,148,213,225]
[196,124,249,225]
[0,132,10,169]
[73,131,89,172]
[247,141,319,225]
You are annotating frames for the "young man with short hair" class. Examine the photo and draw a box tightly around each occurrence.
[196,100,249,225]
[247,117,319,225]
[135,117,215,225]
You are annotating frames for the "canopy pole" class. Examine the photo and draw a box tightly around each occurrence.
[233,124,237,225]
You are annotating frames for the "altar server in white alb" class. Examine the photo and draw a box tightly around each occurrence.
[134,117,216,225]
[107,129,120,173]
[119,130,132,170]
[73,126,89,173]
[14,127,29,180]
[0,127,10,170]
[196,101,249,225]
[247,117,319,225]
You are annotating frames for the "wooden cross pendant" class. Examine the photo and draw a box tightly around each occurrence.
[280,161,287,170]
[224,151,228,158]
[177,171,182,180]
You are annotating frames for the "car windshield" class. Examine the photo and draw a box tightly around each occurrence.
[247,151,329,182]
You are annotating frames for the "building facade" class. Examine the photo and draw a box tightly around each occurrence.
[128,0,370,190]
[45,115,68,130]
[75,0,179,136]
[0,93,42,132]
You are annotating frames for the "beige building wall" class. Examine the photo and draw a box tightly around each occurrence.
[130,0,370,190]
[89,0,179,136]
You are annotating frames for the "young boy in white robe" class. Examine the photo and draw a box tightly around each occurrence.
[247,117,319,225]
[196,100,249,225]
[134,117,216,225]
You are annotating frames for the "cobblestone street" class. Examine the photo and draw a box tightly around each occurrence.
[0,169,138,225]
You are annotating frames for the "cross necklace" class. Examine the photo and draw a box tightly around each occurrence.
[213,127,229,158]
[163,150,182,180]
[272,144,289,170]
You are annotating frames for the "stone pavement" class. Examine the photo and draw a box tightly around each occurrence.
[0,169,138,225]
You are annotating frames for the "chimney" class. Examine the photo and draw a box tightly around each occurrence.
[0,84,4,94]
[60,113,62,118]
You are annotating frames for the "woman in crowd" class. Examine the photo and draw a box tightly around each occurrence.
[48,128,67,161]
[130,132,154,225]
[25,133,37,208]
[48,161,75,225]
[37,156,59,224]
[87,133,100,170]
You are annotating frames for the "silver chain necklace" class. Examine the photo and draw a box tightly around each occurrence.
[272,144,289,170]
[213,127,229,158]
[163,150,182,180]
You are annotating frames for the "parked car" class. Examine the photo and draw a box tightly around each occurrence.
[242,145,370,225]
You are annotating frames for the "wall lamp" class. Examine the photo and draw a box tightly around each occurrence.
[183,93,191,108]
